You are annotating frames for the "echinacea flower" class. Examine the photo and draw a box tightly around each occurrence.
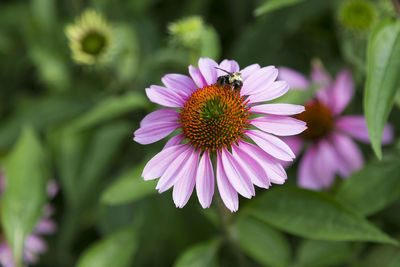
[0,173,57,267]
[278,63,393,190]
[134,57,306,211]
[65,9,114,65]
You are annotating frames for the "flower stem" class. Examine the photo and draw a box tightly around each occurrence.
[212,157,248,266]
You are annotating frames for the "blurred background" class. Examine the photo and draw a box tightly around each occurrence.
[1,0,400,266]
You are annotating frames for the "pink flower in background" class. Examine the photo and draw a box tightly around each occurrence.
[278,63,393,190]
[0,173,58,267]
[134,57,306,211]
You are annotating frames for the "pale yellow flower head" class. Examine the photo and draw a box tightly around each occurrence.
[66,10,114,65]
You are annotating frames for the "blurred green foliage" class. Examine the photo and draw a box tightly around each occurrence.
[0,0,400,266]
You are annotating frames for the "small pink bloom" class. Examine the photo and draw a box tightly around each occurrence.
[134,58,306,211]
[278,63,394,190]
[0,174,57,266]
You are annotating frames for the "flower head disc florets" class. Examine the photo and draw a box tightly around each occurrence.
[339,0,376,31]
[65,9,114,65]
[80,31,108,56]
[296,100,334,140]
[180,85,250,151]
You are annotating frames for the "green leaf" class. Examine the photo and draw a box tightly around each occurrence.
[364,18,400,158]
[245,186,397,244]
[336,157,400,216]
[52,121,129,208]
[78,121,130,204]
[29,45,70,90]
[101,163,156,205]
[356,244,400,267]
[294,240,354,267]
[233,216,290,267]
[30,0,56,32]
[255,0,304,16]
[174,239,220,267]
[388,253,400,267]
[76,224,139,267]
[395,89,400,109]
[1,127,49,265]
[66,93,148,133]
[114,24,140,83]
[0,96,90,150]
[51,130,87,207]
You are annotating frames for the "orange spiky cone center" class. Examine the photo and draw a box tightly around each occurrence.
[179,85,250,151]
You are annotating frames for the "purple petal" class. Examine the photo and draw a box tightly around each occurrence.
[279,136,303,169]
[189,65,207,88]
[173,151,200,208]
[156,148,195,193]
[161,73,197,97]
[335,115,393,144]
[251,116,307,136]
[281,136,303,157]
[198,57,218,85]
[42,204,55,218]
[134,109,180,144]
[311,61,332,106]
[316,87,332,107]
[46,179,58,199]
[145,85,184,108]
[196,151,214,208]
[25,235,47,254]
[142,144,189,180]
[0,244,14,267]
[298,145,321,190]
[134,122,179,144]
[247,81,290,104]
[245,130,295,161]
[24,250,38,265]
[329,69,354,115]
[35,219,57,234]
[311,61,331,85]
[216,151,239,212]
[139,108,179,127]
[238,141,287,184]
[278,67,309,90]
[298,140,338,190]
[163,134,184,149]
[331,133,364,178]
[250,104,305,116]
[241,66,278,96]
[312,139,338,189]
[221,148,255,198]
[218,59,240,75]
[232,144,270,189]
[241,64,260,81]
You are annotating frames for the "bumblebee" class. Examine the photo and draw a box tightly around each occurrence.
[215,67,243,92]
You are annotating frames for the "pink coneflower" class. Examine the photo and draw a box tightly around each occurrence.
[0,173,57,267]
[134,57,306,211]
[278,63,393,190]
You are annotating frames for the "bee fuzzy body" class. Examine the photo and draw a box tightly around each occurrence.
[215,67,243,92]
